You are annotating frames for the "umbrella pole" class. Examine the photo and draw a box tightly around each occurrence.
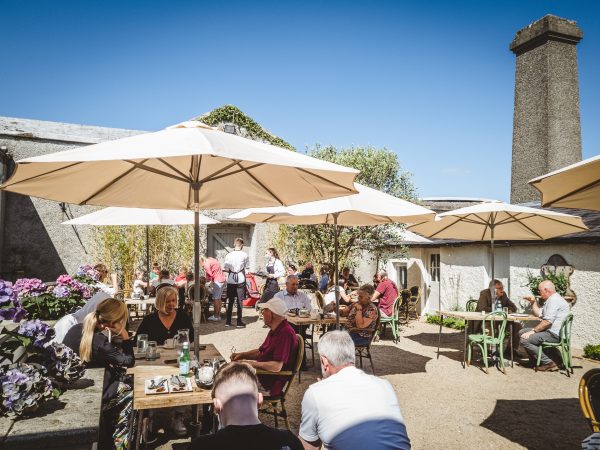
[145,225,150,292]
[334,214,340,330]
[490,226,495,302]
[192,183,201,361]
[437,261,442,359]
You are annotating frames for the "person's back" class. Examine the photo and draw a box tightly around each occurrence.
[190,362,302,450]
[300,331,410,450]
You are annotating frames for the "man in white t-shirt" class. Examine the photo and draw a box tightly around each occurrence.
[223,238,249,328]
[299,330,410,450]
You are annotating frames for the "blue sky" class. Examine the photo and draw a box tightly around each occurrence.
[1,0,599,201]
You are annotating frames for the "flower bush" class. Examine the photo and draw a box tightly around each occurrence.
[74,264,101,285]
[0,280,28,322]
[43,343,86,383]
[17,319,55,349]
[0,363,57,418]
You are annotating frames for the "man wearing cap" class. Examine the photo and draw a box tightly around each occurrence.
[230,297,298,396]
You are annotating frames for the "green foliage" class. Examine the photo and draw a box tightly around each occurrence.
[584,344,600,361]
[275,144,416,269]
[91,225,196,292]
[20,293,84,321]
[425,314,465,330]
[195,105,295,151]
[526,271,569,297]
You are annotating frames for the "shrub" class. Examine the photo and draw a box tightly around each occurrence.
[425,314,465,331]
[583,344,600,361]
[526,272,568,297]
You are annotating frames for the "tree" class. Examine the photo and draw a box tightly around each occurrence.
[275,145,417,270]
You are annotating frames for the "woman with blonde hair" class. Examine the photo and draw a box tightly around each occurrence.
[63,298,134,449]
[135,286,194,346]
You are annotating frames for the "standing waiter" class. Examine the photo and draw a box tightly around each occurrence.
[259,247,286,303]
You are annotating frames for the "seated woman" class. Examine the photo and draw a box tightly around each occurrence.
[135,286,194,345]
[132,269,148,298]
[341,284,378,346]
[324,280,354,312]
[63,298,134,448]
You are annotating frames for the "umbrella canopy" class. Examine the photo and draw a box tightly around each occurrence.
[230,183,436,328]
[1,120,359,360]
[229,183,436,225]
[408,201,588,241]
[529,154,600,210]
[1,120,358,209]
[62,207,219,226]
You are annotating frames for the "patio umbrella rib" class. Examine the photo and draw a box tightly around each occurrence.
[542,178,600,207]
[236,162,284,205]
[80,161,155,205]
[427,216,465,239]
[157,158,190,181]
[198,159,241,183]
[200,162,265,184]
[124,160,191,183]
[503,211,544,239]
[296,167,356,194]
[1,161,83,188]
[528,212,589,232]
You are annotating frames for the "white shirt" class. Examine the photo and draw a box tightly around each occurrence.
[151,278,175,288]
[223,249,249,284]
[299,366,409,450]
[275,289,312,310]
[266,258,286,279]
[541,292,570,336]
[52,290,111,343]
[133,279,146,295]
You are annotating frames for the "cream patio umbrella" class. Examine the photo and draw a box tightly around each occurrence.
[408,201,588,358]
[229,183,436,328]
[1,120,359,359]
[63,207,220,283]
[529,153,600,210]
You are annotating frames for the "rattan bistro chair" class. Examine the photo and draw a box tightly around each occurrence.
[579,368,600,432]
[466,299,478,312]
[256,334,304,430]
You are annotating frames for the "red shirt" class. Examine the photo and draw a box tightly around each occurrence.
[257,320,298,396]
[203,258,226,283]
[376,279,398,316]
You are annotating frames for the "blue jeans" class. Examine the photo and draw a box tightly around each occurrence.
[350,332,370,347]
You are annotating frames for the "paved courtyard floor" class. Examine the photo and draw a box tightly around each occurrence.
[149,307,595,449]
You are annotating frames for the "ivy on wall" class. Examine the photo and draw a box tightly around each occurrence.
[194,105,295,151]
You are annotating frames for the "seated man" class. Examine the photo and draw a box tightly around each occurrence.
[190,362,302,450]
[472,279,520,351]
[299,330,410,450]
[231,298,298,396]
[520,280,570,372]
[341,284,378,346]
[151,269,174,288]
[371,270,398,318]
[340,267,359,288]
[274,275,312,311]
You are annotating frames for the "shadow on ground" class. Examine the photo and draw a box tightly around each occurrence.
[358,345,432,376]
[404,331,464,350]
[480,398,589,449]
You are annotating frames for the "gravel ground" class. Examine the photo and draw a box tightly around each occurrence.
[144,307,594,450]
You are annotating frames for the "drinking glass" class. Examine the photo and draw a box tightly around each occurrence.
[137,334,148,353]
[502,307,509,315]
[146,341,158,360]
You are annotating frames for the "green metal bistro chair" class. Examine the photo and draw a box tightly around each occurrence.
[536,313,574,376]
[466,299,477,312]
[467,311,507,374]
[379,295,402,344]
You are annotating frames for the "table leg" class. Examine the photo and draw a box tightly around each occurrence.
[436,314,443,360]
[463,320,468,369]
[511,322,514,368]
[135,409,145,450]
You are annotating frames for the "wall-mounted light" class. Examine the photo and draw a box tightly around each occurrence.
[223,124,236,134]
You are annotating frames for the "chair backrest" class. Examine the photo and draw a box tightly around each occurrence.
[559,313,574,346]
[483,311,507,341]
[400,289,411,302]
[466,299,477,312]
[367,307,381,347]
[391,295,402,320]
[315,291,325,309]
[281,334,305,398]
[156,282,173,294]
[579,368,600,432]
[186,284,207,302]
[409,286,421,301]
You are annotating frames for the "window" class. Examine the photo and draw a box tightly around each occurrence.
[394,263,408,289]
[430,254,440,282]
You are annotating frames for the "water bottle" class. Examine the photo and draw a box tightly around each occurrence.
[179,342,191,376]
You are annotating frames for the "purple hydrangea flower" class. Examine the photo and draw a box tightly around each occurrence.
[52,285,70,298]
[55,274,73,286]
[18,319,55,348]
[0,280,15,304]
[0,363,54,418]
[76,265,101,282]
[44,343,85,383]
[0,280,28,322]
[13,278,47,299]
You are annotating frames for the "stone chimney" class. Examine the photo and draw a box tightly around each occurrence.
[510,15,583,204]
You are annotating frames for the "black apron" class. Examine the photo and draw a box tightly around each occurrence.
[260,260,280,302]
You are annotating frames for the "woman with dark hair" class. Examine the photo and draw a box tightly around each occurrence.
[259,248,285,303]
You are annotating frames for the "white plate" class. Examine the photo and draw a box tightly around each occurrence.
[144,377,169,395]
[509,313,529,317]
[169,376,193,393]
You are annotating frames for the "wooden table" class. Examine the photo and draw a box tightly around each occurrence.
[435,310,541,368]
[286,315,349,367]
[128,344,223,448]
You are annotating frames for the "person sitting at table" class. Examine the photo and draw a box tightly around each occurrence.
[340,267,359,288]
[135,286,194,346]
[149,263,160,282]
[132,269,148,298]
[520,280,570,372]
[371,270,398,319]
[324,280,353,311]
[190,362,303,449]
[231,297,298,396]
[151,268,174,288]
[63,298,134,448]
[318,267,330,293]
[274,275,312,311]
[95,263,120,296]
[341,284,379,346]
[472,279,520,352]
[287,263,300,277]
[174,266,189,309]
